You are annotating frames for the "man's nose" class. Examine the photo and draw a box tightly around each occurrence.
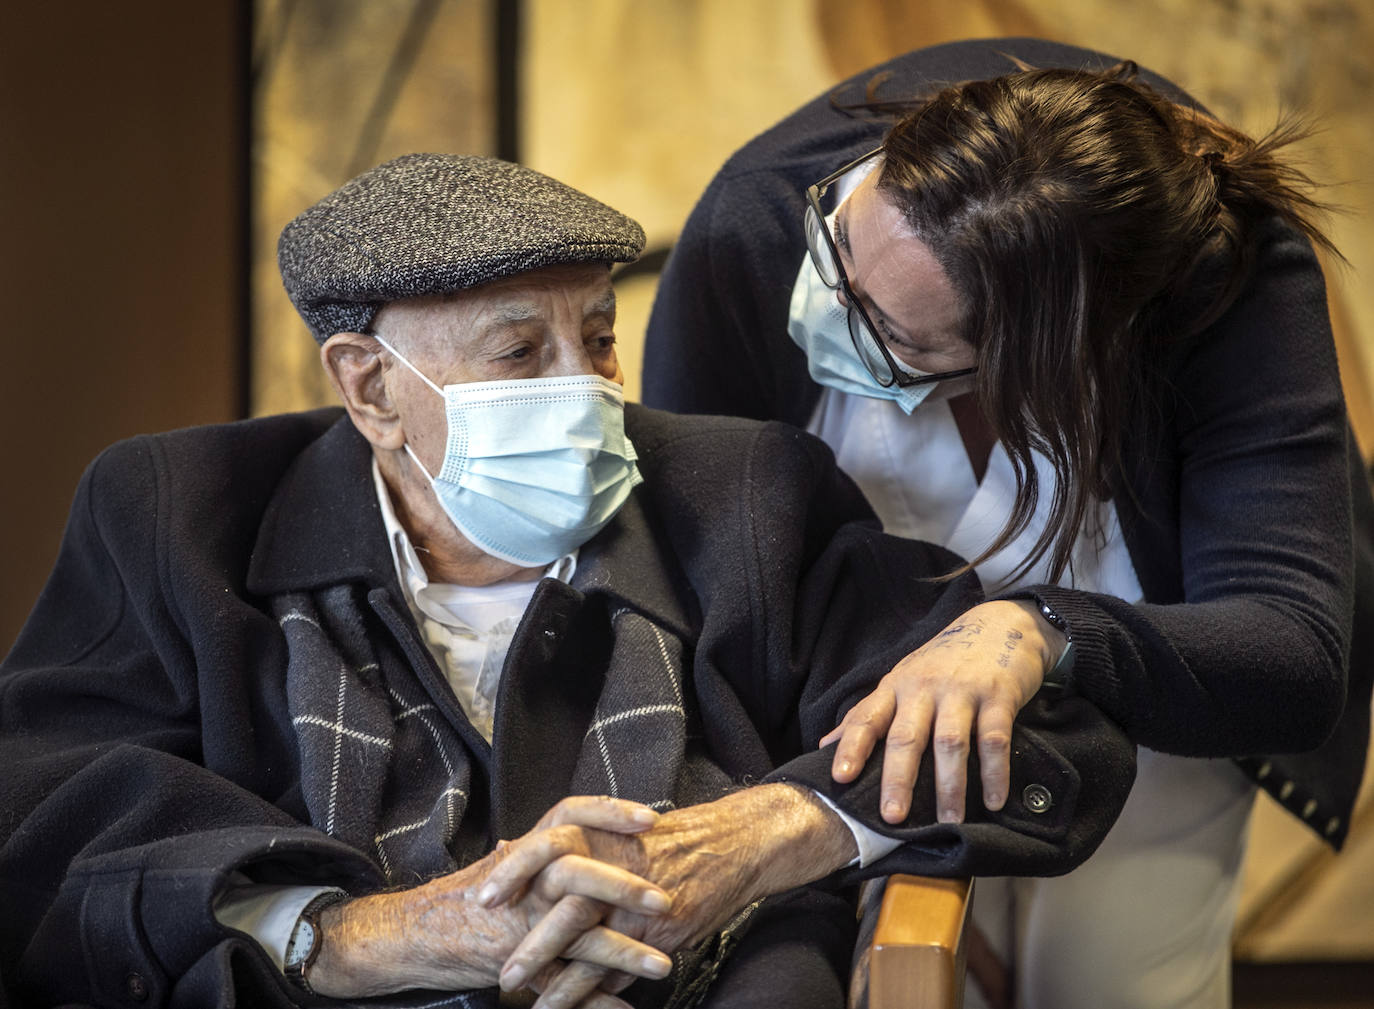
[545,333,602,378]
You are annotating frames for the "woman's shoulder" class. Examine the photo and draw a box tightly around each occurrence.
[711,38,1190,198]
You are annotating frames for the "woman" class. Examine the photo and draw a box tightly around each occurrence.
[643,37,1372,1009]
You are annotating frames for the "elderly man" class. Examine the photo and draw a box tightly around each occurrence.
[0,155,1131,1009]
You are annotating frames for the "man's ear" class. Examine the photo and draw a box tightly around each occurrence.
[320,332,405,450]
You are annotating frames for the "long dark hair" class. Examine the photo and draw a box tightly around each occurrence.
[863,61,1336,583]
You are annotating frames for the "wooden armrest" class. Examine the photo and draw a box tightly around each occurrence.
[867,875,973,1009]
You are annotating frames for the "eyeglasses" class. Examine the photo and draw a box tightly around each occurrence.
[804,148,977,389]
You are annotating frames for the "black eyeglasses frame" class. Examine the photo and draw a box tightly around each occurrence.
[804,148,977,390]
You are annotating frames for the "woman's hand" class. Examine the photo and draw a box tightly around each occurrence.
[819,599,1066,824]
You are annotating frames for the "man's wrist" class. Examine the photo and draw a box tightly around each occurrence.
[741,783,859,898]
[309,875,504,998]
[283,890,349,994]
[308,891,447,998]
[812,791,903,867]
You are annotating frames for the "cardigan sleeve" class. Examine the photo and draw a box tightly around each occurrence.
[1018,221,1352,759]
[0,439,381,1009]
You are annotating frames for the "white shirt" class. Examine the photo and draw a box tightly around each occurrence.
[806,390,1145,599]
[372,457,576,743]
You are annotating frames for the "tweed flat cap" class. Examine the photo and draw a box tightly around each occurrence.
[278,153,645,341]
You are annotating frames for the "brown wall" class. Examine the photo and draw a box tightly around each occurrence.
[0,1,246,651]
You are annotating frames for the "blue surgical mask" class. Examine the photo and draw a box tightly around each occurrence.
[374,336,643,567]
[787,211,939,415]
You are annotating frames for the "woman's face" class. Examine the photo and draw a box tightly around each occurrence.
[835,172,977,377]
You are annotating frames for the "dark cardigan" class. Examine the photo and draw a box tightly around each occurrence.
[643,37,1372,848]
[0,405,1133,1008]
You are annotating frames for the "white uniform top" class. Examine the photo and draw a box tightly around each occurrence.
[805,390,1144,601]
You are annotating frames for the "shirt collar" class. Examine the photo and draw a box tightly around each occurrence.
[369,457,575,626]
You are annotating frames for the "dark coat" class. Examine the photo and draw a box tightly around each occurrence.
[642,37,1372,849]
[0,405,1133,1008]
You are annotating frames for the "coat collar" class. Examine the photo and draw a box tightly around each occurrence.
[571,488,696,641]
[245,410,697,641]
[246,414,398,597]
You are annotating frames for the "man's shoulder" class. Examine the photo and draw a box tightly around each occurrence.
[94,408,344,480]
[104,407,341,457]
[623,403,855,519]
[624,403,815,458]
[84,408,348,532]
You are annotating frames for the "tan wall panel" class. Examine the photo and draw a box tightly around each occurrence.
[252,0,495,416]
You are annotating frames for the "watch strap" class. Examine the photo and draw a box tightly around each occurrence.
[1032,596,1074,690]
[283,889,348,994]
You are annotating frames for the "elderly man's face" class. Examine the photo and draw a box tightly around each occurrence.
[375,262,623,476]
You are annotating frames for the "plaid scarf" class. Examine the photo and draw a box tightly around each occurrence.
[275,583,749,1008]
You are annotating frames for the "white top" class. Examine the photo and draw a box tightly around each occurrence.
[372,457,577,743]
[806,390,1145,600]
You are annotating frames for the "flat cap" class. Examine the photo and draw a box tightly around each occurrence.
[278,153,645,342]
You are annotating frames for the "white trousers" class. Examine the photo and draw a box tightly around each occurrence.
[965,749,1257,1009]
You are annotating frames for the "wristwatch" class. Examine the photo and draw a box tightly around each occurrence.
[283,890,348,995]
[1033,596,1075,690]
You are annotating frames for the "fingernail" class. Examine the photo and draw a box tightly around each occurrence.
[641,889,671,912]
[477,883,498,906]
[882,800,902,820]
[631,807,658,826]
[500,964,526,991]
[938,808,957,823]
[986,792,1004,809]
[643,952,673,978]
[837,759,854,776]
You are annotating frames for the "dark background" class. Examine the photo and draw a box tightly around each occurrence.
[1,1,247,650]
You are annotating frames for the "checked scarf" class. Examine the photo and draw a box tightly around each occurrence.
[274,583,753,1008]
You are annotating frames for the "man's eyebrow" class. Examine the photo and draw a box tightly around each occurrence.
[482,289,615,327]
[487,302,543,326]
[586,289,616,319]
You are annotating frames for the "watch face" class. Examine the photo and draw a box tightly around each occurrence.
[284,918,316,968]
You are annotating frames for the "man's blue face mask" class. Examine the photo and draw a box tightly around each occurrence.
[373,335,642,567]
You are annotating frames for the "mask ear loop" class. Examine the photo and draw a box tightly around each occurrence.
[370,333,444,482]
[371,333,445,396]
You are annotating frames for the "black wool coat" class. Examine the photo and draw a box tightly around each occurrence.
[0,406,1133,1008]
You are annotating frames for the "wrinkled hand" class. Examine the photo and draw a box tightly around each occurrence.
[308,796,674,1006]
[480,783,858,1008]
[819,600,1066,824]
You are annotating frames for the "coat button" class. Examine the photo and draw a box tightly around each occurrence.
[1022,783,1054,813]
[126,973,149,1002]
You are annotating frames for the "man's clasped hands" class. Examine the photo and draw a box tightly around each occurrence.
[306,784,857,1009]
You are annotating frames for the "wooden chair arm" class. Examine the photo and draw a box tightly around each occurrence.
[865,875,973,1009]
